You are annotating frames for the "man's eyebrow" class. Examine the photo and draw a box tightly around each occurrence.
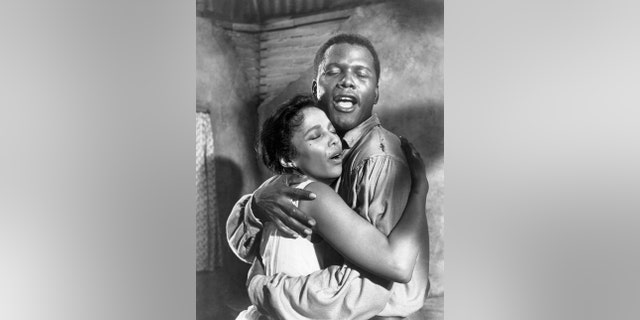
[354,64,372,71]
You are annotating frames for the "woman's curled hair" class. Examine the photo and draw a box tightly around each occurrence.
[258,95,316,174]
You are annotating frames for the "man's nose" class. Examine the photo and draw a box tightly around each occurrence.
[338,72,355,88]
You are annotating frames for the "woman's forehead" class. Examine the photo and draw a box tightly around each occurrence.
[301,107,329,123]
[294,107,330,133]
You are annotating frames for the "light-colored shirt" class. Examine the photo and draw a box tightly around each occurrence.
[226,114,429,319]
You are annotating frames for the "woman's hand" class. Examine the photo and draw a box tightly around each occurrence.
[400,136,429,196]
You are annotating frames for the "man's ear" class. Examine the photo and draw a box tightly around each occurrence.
[311,81,317,98]
[374,85,379,105]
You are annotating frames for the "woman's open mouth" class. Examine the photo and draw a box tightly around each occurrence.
[329,150,344,162]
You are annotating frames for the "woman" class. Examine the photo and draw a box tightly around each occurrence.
[237,95,428,319]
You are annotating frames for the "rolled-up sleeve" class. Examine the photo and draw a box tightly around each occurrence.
[226,194,263,264]
[248,264,392,320]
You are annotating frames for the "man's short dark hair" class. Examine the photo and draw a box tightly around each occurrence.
[313,33,381,84]
[258,95,316,174]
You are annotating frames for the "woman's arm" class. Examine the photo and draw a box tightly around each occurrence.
[301,139,428,283]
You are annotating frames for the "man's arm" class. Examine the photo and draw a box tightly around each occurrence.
[226,194,262,263]
[243,156,414,319]
[354,152,429,317]
[242,139,429,319]
[225,175,318,263]
[247,265,393,320]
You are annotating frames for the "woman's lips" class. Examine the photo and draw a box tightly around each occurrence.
[329,149,344,162]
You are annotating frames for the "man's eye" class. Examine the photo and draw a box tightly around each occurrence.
[325,68,340,76]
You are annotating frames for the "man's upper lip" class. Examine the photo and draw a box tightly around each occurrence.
[333,93,358,103]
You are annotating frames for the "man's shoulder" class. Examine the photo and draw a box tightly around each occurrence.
[355,125,405,159]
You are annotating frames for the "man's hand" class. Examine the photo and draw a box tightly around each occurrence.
[252,174,317,238]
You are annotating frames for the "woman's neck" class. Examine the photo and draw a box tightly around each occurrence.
[298,172,336,186]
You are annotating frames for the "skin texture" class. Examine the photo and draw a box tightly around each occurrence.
[313,43,379,135]
[270,106,428,282]
[287,107,344,185]
[254,43,382,237]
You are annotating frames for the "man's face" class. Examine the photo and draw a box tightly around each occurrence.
[313,43,379,135]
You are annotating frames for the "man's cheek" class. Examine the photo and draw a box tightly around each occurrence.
[316,85,326,100]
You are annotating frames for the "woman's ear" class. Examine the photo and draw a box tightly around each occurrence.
[279,158,296,169]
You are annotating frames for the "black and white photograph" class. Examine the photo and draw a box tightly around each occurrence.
[196,0,444,319]
[9,1,640,320]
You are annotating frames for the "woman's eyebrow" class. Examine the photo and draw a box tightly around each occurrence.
[304,125,321,135]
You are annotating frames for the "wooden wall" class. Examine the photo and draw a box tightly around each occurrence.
[258,9,352,102]
[215,9,353,104]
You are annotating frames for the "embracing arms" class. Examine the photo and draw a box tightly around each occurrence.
[301,138,428,283]
[226,175,318,262]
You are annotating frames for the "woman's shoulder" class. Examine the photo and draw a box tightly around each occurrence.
[303,180,336,196]
[299,181,344,214]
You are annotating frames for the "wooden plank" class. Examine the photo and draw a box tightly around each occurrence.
[261,51,314,62]
[260,66,309,78]
[260,56,312,68]
[261,62,310,73]
[260,74,300,85]
[260,32,335,50]
[230,23,261,32]
[229,38,260,49]
[260,46,318,60]
[235,47,260,57]
[260,79,300,89]
[260,79,294,88]
[262,8,353,30]
[260,20,341,41]
[230,37,260,48]
[260,42,318,54]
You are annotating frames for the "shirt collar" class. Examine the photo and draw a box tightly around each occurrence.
[341,114,381,149]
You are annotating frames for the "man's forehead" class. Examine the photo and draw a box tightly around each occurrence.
[321,44,374,65]
[318,43,375,70]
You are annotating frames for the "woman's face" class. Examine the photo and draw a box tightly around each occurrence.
[289,107,344,184]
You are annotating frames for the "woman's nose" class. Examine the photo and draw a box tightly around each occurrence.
[329,134,339,146]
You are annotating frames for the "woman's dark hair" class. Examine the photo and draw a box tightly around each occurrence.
[258,95,316,174]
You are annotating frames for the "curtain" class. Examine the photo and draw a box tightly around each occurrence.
[196,112,223,271]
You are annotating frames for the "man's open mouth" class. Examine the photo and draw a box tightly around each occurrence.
[333,95,358,110]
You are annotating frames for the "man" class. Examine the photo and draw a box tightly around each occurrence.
[227,33,429,319]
